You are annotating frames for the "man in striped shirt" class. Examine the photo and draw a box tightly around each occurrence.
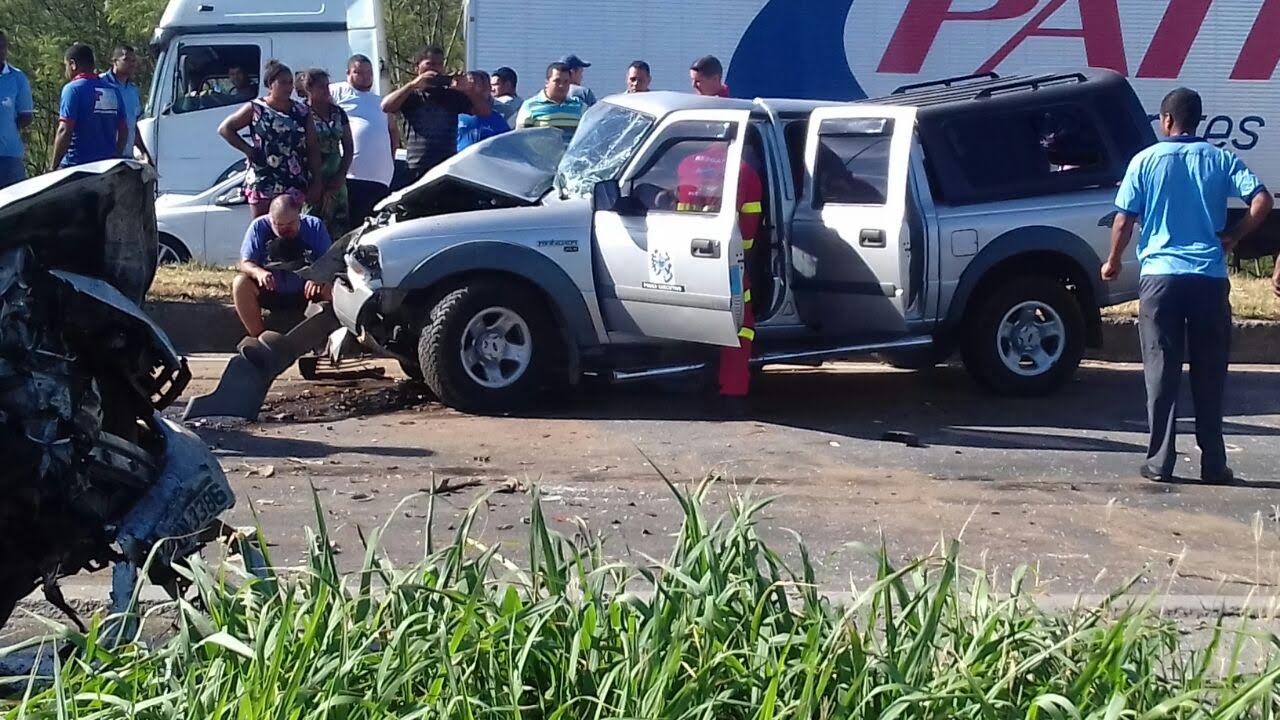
[515,62,585,142]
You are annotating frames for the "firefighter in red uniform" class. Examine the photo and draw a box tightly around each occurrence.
[675,142,764,413]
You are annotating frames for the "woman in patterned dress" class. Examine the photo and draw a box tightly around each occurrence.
[217,60,321,218]
[299,68,354,238]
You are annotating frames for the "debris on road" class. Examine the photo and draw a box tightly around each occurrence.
[421,477,484,495]
[881,431,925,448]
[244,463,277,478]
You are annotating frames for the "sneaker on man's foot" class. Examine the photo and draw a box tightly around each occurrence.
[1200,467,1237,484]
[1139,464,1171,482]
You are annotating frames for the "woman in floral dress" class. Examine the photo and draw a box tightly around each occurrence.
[217,60,321,218]
[300,68,354,238]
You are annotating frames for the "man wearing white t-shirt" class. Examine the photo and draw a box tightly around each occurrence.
[330,54,399,224]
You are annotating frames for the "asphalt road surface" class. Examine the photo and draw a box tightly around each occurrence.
[118,356,1280,602]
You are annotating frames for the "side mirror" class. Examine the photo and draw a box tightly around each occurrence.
[592,179,644,216]
[593,179,621,211]
[215,188,247,206]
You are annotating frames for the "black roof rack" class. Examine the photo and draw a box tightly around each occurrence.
[860,70,1115,112]
[892,72,1000,95]
[975,72,1088,98]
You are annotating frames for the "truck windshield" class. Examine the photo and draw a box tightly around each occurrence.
[555,103,654,199]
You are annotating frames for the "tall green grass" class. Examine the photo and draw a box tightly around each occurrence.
[3,480,1278,718]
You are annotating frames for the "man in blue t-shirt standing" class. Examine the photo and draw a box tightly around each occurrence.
[51,43,126,170]
[0,30,35,189]
[101,44,150,163]
[457,70,509,152]
[1102,87,1273,484]
[233,195,333,337]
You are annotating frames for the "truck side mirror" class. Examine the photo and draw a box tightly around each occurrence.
[593,180,644,216]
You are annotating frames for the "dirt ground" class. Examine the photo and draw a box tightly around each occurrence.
[149,357,1280,600]
[6,357,1280,655]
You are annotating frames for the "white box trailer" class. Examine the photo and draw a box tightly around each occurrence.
[465,0,1279,251]
[140,0,388,195]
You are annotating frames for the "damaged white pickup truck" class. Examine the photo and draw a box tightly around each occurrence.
[333,70,1151,413]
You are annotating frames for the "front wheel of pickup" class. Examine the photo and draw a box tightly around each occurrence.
[961,276,1085,396]
[418,282,558,413]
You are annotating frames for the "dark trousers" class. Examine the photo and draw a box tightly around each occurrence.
[1138,274,1231,477]
[347,179,390,226]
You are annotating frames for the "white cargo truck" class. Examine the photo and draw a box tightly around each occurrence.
[464,0,1279,250]
[140,0,388,196]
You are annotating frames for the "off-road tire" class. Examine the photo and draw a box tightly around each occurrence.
[418,281,559,413]
[961,275,1085,396]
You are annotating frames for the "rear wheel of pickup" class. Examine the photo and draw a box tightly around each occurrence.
[418,281,558,413]
[961,276,1085,396]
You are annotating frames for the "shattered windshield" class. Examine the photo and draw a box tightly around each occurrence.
[555,103,655,199]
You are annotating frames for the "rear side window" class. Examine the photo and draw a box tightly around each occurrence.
[813,118,894,206]
[941,105,1110,196]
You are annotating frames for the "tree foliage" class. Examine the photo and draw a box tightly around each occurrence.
[0,0,463,175]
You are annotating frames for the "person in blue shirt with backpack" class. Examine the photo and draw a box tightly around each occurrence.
[51,43,127,170]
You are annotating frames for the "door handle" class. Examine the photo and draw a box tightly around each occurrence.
[859,229,886,248]
[690,238,720,258]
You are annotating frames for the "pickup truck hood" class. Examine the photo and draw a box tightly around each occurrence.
[362,198,593,288]
[378,127,566,212]
[0,160,159,305]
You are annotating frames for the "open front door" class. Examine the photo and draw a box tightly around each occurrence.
[593,109,752,347]
[792,105,919,336]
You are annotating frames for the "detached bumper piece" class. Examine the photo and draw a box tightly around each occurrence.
[183,303,341,421]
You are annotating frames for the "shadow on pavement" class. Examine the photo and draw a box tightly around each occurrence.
[199,428,437,460]
[534,364,1280,455]
[1152,474,1280,490]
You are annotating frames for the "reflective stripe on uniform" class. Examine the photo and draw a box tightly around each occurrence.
[738,327,756,341]
[740,201,762,214]
[742,289,752,303]
[742,238,754,250]
[676,202,693,211]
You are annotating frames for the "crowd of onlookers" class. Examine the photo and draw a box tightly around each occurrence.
[0,29,733,240]
[217,46,732,240]
[0,30,737,336]
[0,34,150,189]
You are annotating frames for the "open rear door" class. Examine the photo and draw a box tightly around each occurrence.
[792,105,919,336]
[593,109,752,347]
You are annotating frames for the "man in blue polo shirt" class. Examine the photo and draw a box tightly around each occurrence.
[102,44,150,163]
[0,30,34,188]
[1102,87,1273,484]
[51,42,127,170]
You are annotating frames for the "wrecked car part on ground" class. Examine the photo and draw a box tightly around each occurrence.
[0,161,254,635]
